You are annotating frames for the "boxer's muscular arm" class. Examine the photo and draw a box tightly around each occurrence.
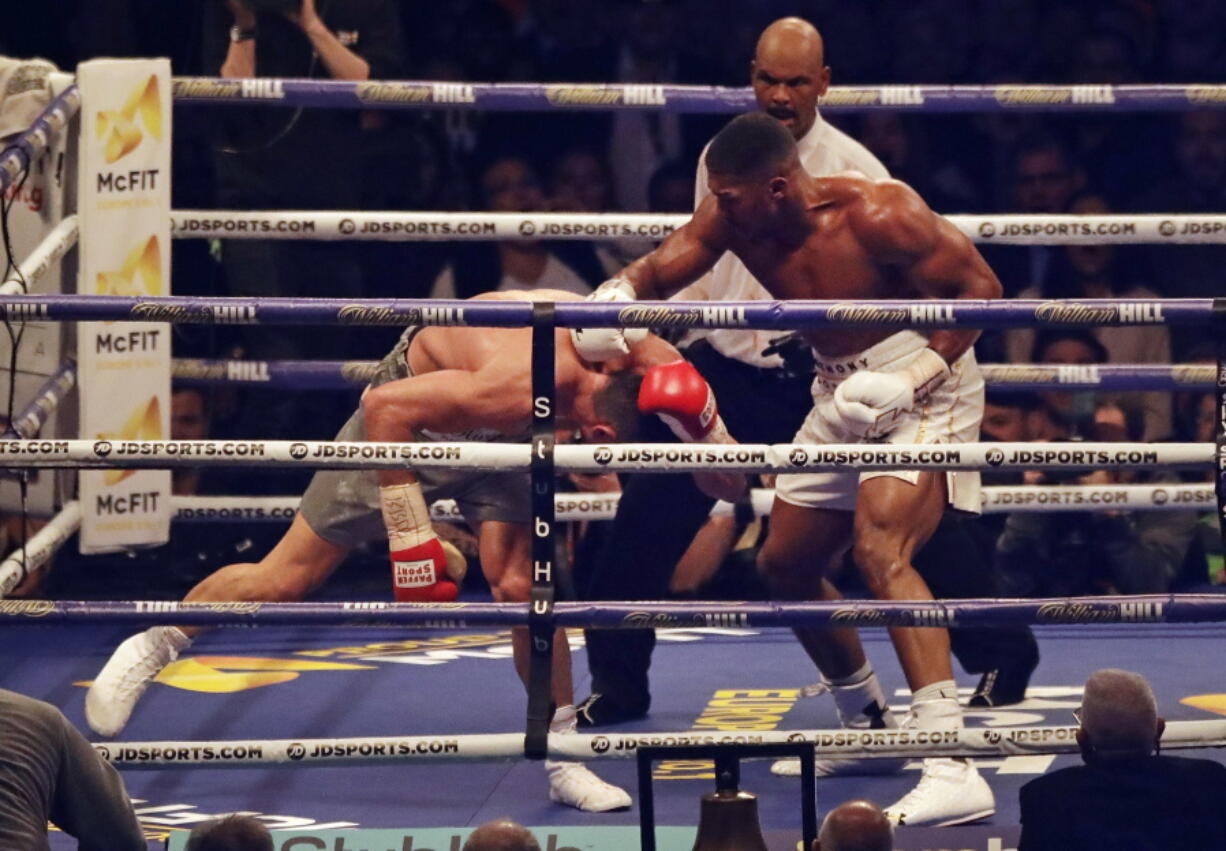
[619,196,731,299]
[851,181,1003,365]
[377,371,531,436]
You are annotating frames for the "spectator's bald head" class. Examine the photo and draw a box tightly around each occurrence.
[1079,669,1162,759]
[814,799,892,851]
[752,18,830,140]
[462,819,541,851]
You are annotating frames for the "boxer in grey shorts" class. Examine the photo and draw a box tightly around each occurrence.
[299,326,531,549]
[85,288,746,813]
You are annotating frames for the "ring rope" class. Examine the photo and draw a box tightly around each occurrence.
[0,217,78,296]
[168,77,1226,115]
[0,439,1207,473]
[3,360,75,440]
[0,483,1205,598]
[0,295,1211,329]
[170,210,1226,246]
[0,501,79,598]
[0,85,79,196]
[1,594,1221,628]
[168,484,1215,526]
[92,719,1226,769]
[171,358,1217,392]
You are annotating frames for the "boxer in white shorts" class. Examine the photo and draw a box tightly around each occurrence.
[777,329,985,513]
[569,113,1003,826]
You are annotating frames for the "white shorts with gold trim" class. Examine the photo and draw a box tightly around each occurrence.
[775,330,984,513]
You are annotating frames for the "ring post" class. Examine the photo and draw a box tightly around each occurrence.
[1214,299,1226,556]
[525,302,556,759]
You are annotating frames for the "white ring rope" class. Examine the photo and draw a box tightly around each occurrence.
[94,718,1226,769]
[0,501,80,598]
[171,484,1215,526]
[1,215,78,296]
[0,484,1203,597]
[0,440,1208,473]
[170,211,1226,245]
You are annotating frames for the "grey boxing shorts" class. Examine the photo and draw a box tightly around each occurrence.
[298,327,532,549]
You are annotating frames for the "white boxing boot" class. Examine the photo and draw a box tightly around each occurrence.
[883,690,995,826]
[86,626,192,737]
[545,706,632,812]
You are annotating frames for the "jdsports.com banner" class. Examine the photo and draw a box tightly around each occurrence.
[76,59,171,552]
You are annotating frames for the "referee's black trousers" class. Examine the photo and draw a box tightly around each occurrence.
[578,341,1037,709]
[579,341,813,708]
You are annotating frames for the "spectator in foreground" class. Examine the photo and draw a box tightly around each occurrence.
[463,818,541,851]
[1019,669,1226,850]
[812,799,892,851]
[186,814,273,851]
[0,688,144,850]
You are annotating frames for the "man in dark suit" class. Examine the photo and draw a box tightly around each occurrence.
[1019,669,1226,850]
[0,688,145,850]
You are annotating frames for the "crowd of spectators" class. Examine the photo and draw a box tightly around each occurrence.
[3,0,1225,602]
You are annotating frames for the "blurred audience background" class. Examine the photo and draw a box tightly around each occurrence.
[3,0,1224,600]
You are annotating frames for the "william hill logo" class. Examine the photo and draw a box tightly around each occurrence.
[96,75,161,164]
[544,85,665,106]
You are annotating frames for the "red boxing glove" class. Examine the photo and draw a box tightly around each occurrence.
[381,481,459,602]
[390,539,459,603]
[638,360,727,443]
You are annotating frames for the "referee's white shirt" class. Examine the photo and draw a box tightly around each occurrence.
[687,110,889,367]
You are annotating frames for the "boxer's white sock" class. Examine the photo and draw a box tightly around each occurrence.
[546,706,578,772]
[550,705,578,734]
[911,680,963,731]
[826,664,897,729]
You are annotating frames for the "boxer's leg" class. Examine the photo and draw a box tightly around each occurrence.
[853,474,995,826]
[853,473,951,691]
[478,520,631,812]
[86,514,349,737]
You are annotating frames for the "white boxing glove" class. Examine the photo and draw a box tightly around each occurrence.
[570,277,649,362]
[832,348,951,438]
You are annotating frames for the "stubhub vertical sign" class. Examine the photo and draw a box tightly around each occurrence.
[76,59,171,553]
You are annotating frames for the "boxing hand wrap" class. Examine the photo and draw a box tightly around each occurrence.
[639,360,730,444]
[570,277,649,362]
[380,482,458,602]
[833,348,950,438]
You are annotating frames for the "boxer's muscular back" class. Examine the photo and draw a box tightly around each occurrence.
[725,175,986,358]
[408,289,586,384]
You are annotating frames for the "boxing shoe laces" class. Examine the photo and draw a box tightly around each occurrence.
[884,756,995,827]
[546,761,632,812]
[771,682,907,777]
[86,627,190,737]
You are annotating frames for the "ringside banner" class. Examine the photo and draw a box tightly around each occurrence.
[76,59,171,552]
